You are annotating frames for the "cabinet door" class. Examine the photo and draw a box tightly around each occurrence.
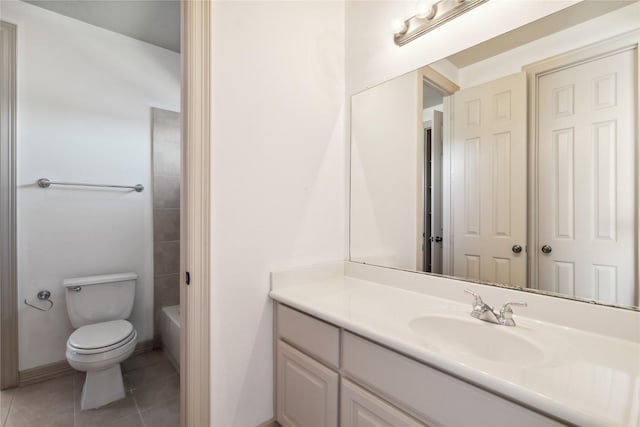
[341,379,428,427]
[277,340,338,427]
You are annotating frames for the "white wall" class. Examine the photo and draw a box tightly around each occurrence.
[423,104,443,123]
[351,71,419,270]
[2,1,180,370]
[210,2,345,425]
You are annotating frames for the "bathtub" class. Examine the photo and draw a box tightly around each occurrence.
[161,305,180,370]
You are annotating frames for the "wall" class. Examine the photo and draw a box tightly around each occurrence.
[151,108,181,344]
[2,1,180,370]
[423,104,443,123]
[350,71,419,270]
[210,2,345,425]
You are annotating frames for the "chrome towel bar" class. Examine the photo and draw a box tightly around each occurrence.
[37,178,144,192]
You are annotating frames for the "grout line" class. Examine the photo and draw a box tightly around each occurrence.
[133,395,146,427]
[2,391,14,427]
[73,374,79,427]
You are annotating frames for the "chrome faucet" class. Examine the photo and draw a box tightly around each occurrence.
[464,290,527,326]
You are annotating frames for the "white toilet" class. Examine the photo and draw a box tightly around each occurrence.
[64,272,139,410]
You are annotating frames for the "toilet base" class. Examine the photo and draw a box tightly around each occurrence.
[80,364,125,410]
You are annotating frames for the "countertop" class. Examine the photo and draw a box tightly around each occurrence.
[270,269,640,427]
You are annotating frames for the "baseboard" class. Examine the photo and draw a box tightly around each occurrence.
[132,339,155,357]
[17,340,154,388]
[257,418,280,427]
[18,360,75,388]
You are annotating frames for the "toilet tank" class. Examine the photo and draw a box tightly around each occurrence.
[64,272,137,328]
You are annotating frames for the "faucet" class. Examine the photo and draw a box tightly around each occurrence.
[464,290,527,326]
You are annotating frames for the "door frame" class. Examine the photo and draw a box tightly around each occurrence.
[416,66,459,274]
[0,20,18,390]
[525,30,640,300]
[181,1,212,426]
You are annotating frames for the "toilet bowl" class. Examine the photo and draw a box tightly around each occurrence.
[66,320,138,409]
[64,273,138,410]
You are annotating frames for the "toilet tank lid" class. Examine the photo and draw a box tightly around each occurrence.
[63,272,138,288]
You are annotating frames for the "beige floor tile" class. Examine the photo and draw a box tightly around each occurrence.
[140,398,179,427]
[3,351,179,427]
[1,388,15,427]
[111,413,144,427]
[5,408,74,427]
[6,376,74,426]
[132,374,179,412]
[123,359,177,390]
[11,375,74,404]
[75,394,139,427]
[122,351,166,373]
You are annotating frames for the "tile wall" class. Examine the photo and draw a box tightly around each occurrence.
[151,108,181,343]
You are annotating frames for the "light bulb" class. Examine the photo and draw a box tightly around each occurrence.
[391,18,408,34]
[415,0,437,19]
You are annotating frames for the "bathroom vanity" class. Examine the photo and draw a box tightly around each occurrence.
[272,5,640,425]
[270,262,640,427]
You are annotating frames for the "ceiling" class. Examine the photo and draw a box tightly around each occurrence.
[23,0,180,52]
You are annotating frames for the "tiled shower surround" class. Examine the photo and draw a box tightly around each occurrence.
[152,108,181,344]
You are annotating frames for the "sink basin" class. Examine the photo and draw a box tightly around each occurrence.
[409,315,545,364]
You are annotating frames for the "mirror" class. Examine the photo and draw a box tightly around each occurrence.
[350,0,640,310]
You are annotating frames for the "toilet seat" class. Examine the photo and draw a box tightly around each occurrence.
[67,320,136,355]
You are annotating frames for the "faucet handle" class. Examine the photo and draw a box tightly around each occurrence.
[499,301,527,326]
[500,301,527,311]
[464,289,485,308]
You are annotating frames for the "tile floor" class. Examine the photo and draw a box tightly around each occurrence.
[0,350,179,427]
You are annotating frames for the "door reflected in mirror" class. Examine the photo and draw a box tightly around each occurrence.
[350,1,640,309]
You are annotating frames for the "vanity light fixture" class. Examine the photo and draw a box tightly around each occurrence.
[394,0,489,46]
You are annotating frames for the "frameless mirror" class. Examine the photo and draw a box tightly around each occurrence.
[350,0,640,310]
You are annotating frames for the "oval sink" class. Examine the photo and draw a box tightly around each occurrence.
[409,315,545,364]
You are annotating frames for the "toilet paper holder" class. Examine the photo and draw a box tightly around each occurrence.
[24,290,54,311]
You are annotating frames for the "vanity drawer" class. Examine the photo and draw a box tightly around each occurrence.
[342,332,566,427]
[277,304,340,368]
[341,379,428,427]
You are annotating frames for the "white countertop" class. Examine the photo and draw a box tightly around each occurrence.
[270,264,640,427]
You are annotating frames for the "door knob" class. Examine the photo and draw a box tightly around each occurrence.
[512,244,523,254]
[541,245,552,254]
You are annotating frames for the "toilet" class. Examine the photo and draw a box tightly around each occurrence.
[64,272,139,410]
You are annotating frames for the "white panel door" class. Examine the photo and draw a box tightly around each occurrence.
[452,72,527,286]
[537,49,636,305]
[430,110,444,274]
[277,340,338,427]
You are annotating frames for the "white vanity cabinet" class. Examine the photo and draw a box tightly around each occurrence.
[275,303,567,427]
[276,340,339,427]
[276,304,340,427]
